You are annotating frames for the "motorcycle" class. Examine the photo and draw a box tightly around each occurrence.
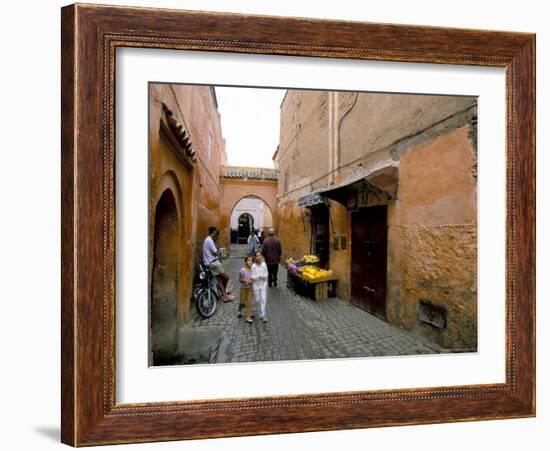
[192,262,222,318]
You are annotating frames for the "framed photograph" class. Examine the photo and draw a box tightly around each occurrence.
[61,3,535,446]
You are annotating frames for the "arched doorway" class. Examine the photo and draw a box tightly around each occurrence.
[237,213,254,244]
[151,189,179,365]
[230,196,274,245]
[218,174,278,251]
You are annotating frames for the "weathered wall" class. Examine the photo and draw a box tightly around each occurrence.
[276,88,478,351]
[386,125,477,350]
[277,90,330,198]
[169,85,226,260]
[276,90,332,266]
[327,201,352,299]
[277,200,312,263]
[150,139,194,325]
[149,84,225,330]
[276,90,476,199]
[339,93,475,168]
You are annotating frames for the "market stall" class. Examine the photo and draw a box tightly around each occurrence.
[286,255,338,302]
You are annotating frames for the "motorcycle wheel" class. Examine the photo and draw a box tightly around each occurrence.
[197,288,218,318]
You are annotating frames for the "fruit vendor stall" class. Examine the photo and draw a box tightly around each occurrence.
[286,255,338,302]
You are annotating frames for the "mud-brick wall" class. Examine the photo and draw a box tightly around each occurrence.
[327,201,352,300]
[277,200,312,263]
[386,125,478,350]
[173,85,225,263]
[149,84,225,325]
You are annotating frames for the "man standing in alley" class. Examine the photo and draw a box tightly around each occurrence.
[262,228,282,287]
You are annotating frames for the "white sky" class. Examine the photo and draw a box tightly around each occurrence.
[215,86,285,168]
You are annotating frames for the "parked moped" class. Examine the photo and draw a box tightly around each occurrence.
[192,262,221,318]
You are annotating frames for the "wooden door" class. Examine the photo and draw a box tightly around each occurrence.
[351,205,388,319]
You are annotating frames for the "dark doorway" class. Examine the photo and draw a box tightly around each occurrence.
[151,189,179,365]
[351,205,388,319]
[237,213,254,244]
[311,205,330,268]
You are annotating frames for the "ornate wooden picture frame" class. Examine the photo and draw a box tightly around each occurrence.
[61,3,535,446]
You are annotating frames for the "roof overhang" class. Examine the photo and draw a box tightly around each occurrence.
[160,103,197,167]
[320,164,399,206]
[297,163,399,209]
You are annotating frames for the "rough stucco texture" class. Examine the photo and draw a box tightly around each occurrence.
[277,201,311,263]
[277,88,478,351]
[387,225,477,350]
[386,125,477,350]
[149,84,224,325]
[327,201,352,300]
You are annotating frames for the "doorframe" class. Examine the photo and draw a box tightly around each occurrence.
[350,205,388,320]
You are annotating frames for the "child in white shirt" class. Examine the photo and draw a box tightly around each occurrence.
[251,251,269,323]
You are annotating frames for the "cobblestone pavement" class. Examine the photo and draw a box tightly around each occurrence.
[187,245,446,363]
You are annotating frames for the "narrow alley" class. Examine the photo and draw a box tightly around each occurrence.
[182,245,446,364]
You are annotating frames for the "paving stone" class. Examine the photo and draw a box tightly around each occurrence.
[184,245,447,364]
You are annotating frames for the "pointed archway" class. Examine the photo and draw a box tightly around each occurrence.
[150,189,179,365]
[219,167,278,251]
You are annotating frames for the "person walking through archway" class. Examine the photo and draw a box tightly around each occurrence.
[247,230,260,256]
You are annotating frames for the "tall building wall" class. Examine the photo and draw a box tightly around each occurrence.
[276,89,478,350]
[277,90,331,198]
[149,84,225,328]
[386,125,477,350]
[168,84,226,257]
